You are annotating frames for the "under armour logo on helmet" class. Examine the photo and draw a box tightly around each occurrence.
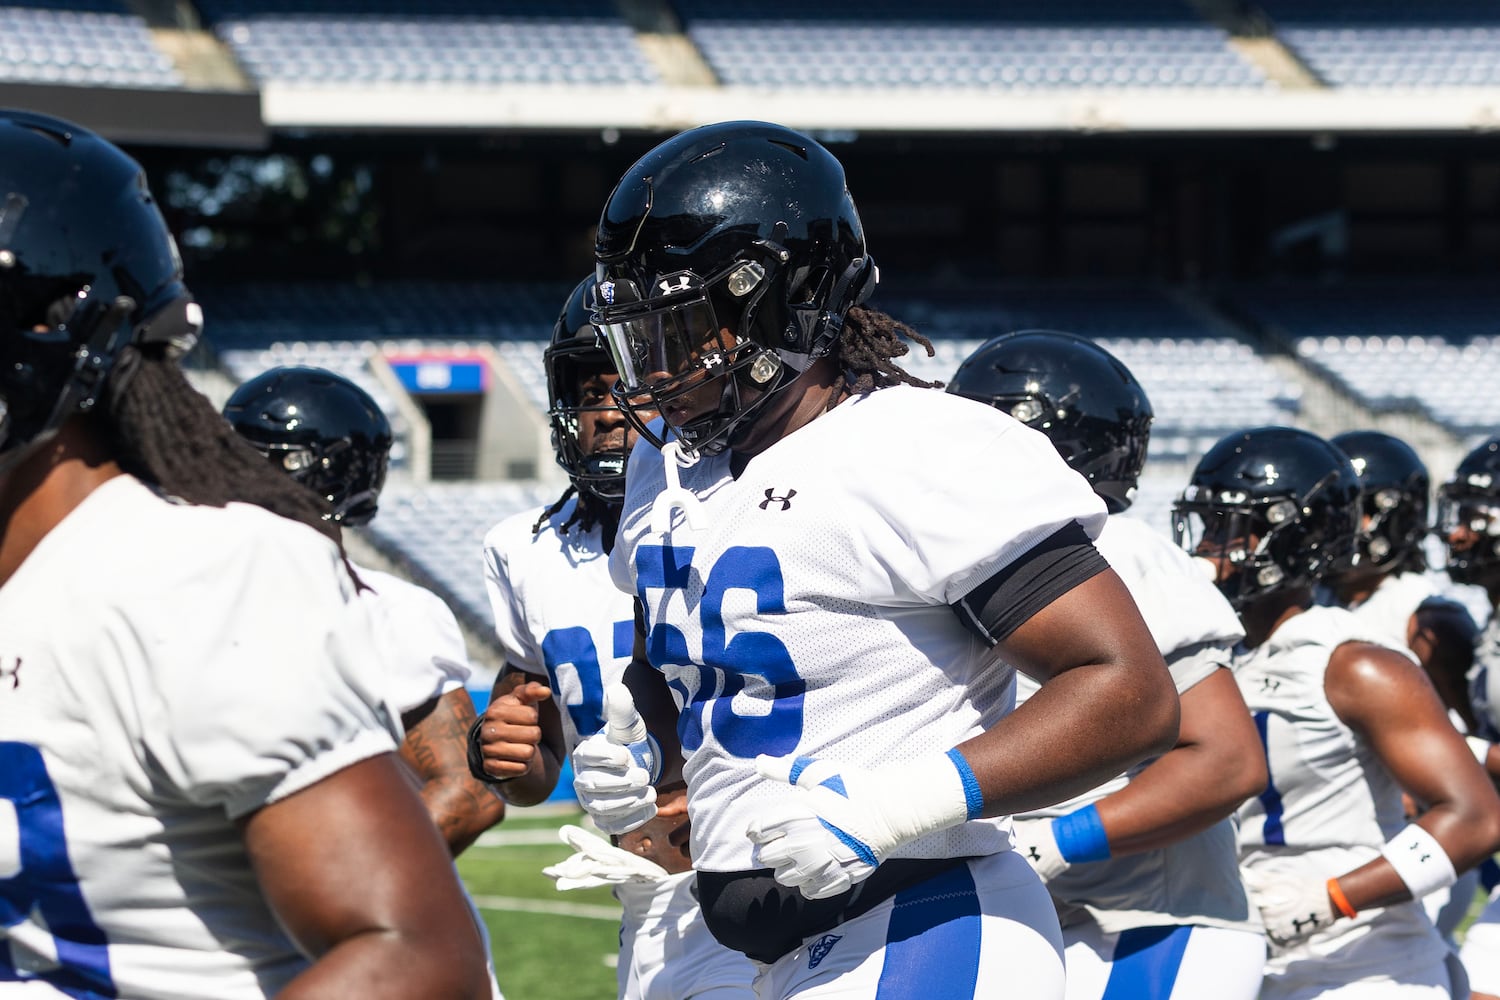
[760,488,797,511]
[658,274,693,294]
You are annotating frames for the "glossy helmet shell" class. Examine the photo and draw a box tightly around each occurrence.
[593,120,876,456]
[0,109,198,473]
[1174,426,1361,609]
[1330,429,1430,572]
[948,330,1153,513]
[1437,435,1500,585]
[545,276,627,503]
[223,366,392,526]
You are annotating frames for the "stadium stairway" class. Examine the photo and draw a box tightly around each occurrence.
[1185,0,1324,89]
[615,0,718,86]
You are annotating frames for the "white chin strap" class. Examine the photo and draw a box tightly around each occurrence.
[651,437,706,537]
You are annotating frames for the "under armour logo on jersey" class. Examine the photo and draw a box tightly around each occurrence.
[1260,677,1280,693]
[0,656,19,690]
[808,933,842,969]
[760,488,797,511]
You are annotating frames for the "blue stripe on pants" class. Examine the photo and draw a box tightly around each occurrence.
[875,864,981,999]
[1101,925,1192,1000]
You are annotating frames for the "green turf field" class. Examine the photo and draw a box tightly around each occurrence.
[459,806,623,1000]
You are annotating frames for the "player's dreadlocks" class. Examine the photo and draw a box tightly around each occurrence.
[835,305,942,394]
[99,344,343,547]
[531,484,619,547]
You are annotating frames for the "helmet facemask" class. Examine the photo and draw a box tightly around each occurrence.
[1436,483,1500,585]
[1173,471,1358,611]
[595,257,792,459]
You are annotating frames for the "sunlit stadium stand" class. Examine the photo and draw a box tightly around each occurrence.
[0,0,181,88]
[878,284,1301,466]
[363,479,561,633]
[195,0,658,86]
[1230,281,1500,438]
[1258,0,1500,88]
[675,0,1270,90]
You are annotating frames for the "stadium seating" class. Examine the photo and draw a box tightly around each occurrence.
[878,284,1302,465]
[0,1,182,88]
[363,479,562,632]
[674,0,1270,90]
[1258,0,1500,88]
[195,0,658,87]
[1230,280,1500,437]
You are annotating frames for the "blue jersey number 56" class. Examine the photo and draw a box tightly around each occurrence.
[635,544,805,759]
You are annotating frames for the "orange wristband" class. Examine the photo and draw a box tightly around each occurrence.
[1326,877,1357,920]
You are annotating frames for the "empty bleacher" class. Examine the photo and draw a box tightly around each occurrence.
[0,0,182,88]
[675,0,1271,90]
[195,0,659,86]
[363,479,562,633]
[878,283,1302,466]
[1231,280,1500,438]
[1257,0,1500,88]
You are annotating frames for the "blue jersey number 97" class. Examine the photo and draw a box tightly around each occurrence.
[1,741,117,997]
[636,544,805,759]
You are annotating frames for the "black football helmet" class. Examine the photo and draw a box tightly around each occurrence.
[1173,426,1362,610]
[0,109,199,474]
[223,366,393,526]
[947,330,1153,513]
[592,120,877,457]
[1436,435,1500,586]
[1330,430,1430,572]
[546,276,627,503]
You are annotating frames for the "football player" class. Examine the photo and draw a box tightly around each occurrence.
[1326,430,1488,949]
[571,120,1181,1000]
[1175,426,1500,999]
[224,366,506,856]
[471,278,757,999]
[0,110,488,998]
[948,330,1268,1000]
[1436,435,1500,998]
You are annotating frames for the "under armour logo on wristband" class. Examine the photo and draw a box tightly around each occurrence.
[808,933,842,969]
[760,488,797,511]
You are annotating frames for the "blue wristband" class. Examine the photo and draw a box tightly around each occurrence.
[946,748,985,820]
[1052,804,1111,863]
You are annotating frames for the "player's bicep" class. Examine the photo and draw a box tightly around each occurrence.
[241,753,481,959]
[951,520,1108,652]
[1327,642,1484,810]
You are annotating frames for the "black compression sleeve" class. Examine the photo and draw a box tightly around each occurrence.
[952,520,1109,644]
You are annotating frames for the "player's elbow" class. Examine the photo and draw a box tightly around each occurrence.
[1097,647,1180,768]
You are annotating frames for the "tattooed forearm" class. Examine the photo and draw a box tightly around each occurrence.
[403,689,507,855]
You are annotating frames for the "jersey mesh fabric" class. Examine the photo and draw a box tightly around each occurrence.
[0,475,401,999]
[1233,605,1448,979]
[611,386,1107,872]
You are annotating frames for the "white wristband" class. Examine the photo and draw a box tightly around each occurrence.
[1466,736,1492,766]
[1380,823,1458,900]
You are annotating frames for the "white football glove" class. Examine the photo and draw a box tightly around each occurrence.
[1242,868,1341,948]
[571,684,663,836]
[1011,817,1070,882]
[745,751,979,901]
[542,824,671,891]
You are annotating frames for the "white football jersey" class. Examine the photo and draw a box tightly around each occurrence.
[355,565,471,718]
[483,499,636,753]
[0,475,401,999]
[1015,514,1252,934]
[1333,571,1444,664]
[1233,605,1448,979]
[610,386,1108,872]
